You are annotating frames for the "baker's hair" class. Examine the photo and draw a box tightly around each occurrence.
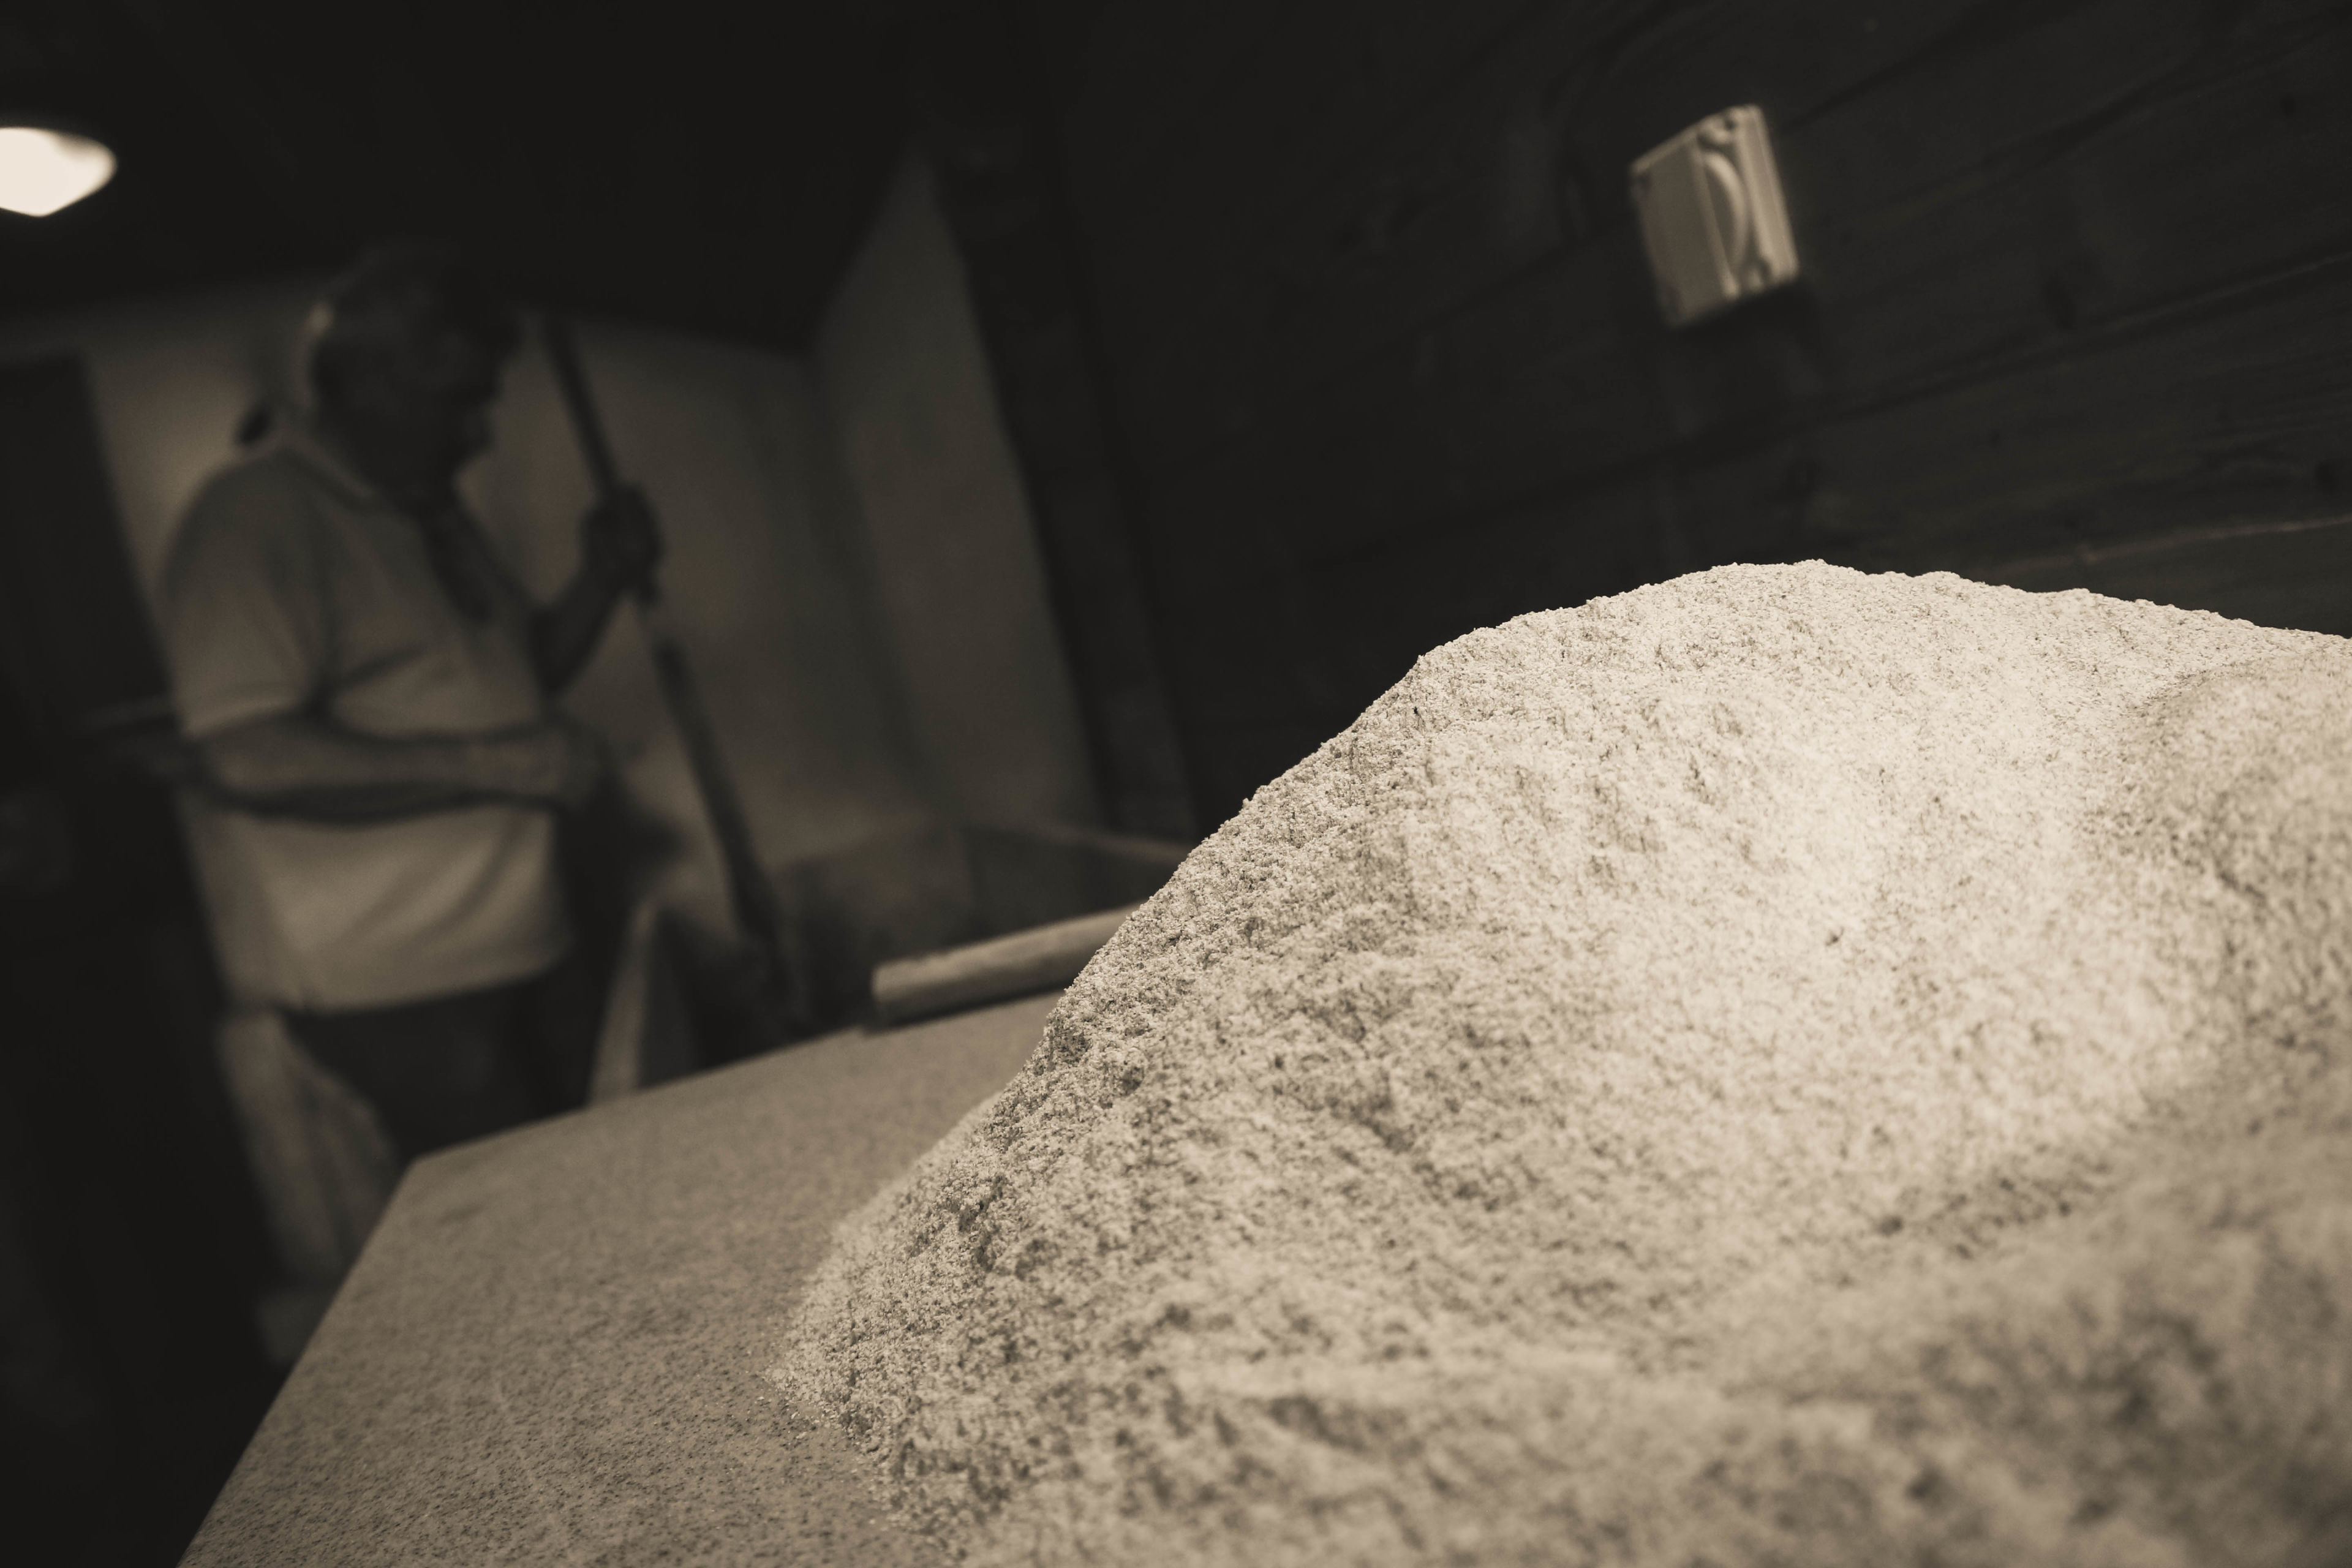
[302,239,521,409]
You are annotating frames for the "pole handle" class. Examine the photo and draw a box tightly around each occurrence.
[545,312,667,614]
[540,312,622,499]
[537,307,805,1038]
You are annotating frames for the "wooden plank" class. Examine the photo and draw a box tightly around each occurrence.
[1746,258,2352,571]
[1188,297,2352,728]
[1169,505,2352,829]
[1165,239,2352,734]
[1482,249,2352,594]
[1793,2,2352,401]
[1131,3,2352,596]
[1087,0,2352,819]
[1120,0,2345,484]
[1074,0,1548,379]
[1978,515,2352,638]
[1549,0,2286,211]
[1108,0,2010,472]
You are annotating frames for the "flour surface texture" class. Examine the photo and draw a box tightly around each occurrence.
[771,563,2352,1567]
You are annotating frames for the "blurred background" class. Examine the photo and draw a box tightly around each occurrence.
[0,1,2345,1562]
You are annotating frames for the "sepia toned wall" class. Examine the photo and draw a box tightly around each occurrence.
[815,148,1104,837]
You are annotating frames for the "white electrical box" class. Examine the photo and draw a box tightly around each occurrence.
[1628,106,1800,328]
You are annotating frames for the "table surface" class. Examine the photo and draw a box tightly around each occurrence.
[180,989,1064,1567]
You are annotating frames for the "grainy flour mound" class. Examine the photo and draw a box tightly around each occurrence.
[769,563,2352,1567]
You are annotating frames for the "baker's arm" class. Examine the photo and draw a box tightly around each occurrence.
[196,710,603,825]
[530,486,662,695]
[529,569,625,697]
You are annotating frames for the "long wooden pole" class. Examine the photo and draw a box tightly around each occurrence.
[538,311,807,1044]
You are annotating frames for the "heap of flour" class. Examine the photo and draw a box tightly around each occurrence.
[771,562,2352,1567]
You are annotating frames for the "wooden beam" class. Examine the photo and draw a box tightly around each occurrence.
[909,0,1201,840]
[1121,0,2352,593]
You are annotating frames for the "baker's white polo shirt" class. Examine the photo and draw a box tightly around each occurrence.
[162,422,571,1012]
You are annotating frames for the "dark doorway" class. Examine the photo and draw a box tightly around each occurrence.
[0,355,283,1567]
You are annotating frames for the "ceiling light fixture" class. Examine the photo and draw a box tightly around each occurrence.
[0,125,116,217]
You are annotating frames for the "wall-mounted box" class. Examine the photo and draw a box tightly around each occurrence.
[1629,107,1800,328]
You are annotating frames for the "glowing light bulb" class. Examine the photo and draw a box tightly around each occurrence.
[0,126,116,217]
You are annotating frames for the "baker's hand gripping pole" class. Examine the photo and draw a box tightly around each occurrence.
[540,311,809,1045]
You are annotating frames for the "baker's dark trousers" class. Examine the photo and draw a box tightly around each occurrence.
[280,947,601,1166]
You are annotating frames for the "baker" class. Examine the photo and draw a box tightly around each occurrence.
[158,240,660,1165]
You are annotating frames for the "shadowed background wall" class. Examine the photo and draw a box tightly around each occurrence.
[977,0,2352,826]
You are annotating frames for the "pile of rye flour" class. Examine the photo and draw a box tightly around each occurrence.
[769,562,2352,1567]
